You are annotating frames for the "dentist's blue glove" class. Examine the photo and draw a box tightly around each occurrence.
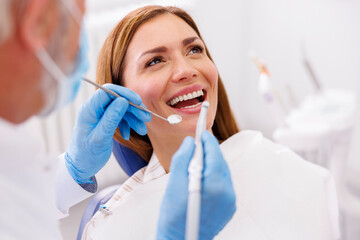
[157,131,236,240]
[65,84,151,184]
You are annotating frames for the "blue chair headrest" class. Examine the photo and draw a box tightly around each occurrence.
[112,139,148,176]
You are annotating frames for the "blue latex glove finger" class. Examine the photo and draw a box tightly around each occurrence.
[105,84,151,123]
[80,84,143,125]
[157,137,195,240]
[127,103,152,123]
[170,137,195,174]
[65,83,150,184]
[202,131,222,169]
[119,118,130,140]
[123,111,148,136]
[200,131,236,239]
[93,97,129,144]
[104,83,143,104]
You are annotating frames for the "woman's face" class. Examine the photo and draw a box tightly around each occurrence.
[123,13,218,142]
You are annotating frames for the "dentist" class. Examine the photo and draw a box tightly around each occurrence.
[0,0,236,239]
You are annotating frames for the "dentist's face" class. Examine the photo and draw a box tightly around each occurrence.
[123,13,218,140]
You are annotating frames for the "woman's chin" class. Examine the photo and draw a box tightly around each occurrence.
[178,119,198,134]
[170,115,214,138]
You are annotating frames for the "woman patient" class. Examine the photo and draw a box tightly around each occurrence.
[82,5,340,239]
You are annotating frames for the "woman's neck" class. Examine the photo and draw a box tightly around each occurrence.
[148,132,187,173]
[147,128,214,172]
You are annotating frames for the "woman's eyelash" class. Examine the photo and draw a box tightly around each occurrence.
[189,45,204,54]
[145,56,163,68]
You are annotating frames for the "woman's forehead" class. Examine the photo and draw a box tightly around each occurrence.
[127,14,199,56]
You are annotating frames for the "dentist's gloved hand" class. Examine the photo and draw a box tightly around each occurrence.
[157,131,236,240]
[65,84,151,184]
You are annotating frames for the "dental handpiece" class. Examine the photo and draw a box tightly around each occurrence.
[82,78,182,125]
[186,101,209,240]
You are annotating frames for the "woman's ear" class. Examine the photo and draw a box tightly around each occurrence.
[19,0,59,52]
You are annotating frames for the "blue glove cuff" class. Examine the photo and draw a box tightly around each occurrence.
[79,176,98,193]
[65,152,94,184]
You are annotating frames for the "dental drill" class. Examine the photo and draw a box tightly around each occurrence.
[186,101,209,240]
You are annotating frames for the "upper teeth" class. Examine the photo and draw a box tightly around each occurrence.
[168,90,204,106]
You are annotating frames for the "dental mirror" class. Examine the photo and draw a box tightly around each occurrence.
[167,114,182,125]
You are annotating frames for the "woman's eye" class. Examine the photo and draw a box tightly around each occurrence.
[146,57,163,67]
[188,45,204,55]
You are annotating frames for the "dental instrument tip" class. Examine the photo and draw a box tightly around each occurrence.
[202,101,209,108]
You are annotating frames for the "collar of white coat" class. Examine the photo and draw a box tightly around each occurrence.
[142,153,167,183]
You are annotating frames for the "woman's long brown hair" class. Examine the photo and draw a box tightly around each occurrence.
[97,5,239,161]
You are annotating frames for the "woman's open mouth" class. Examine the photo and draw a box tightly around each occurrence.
[167,89,207,109]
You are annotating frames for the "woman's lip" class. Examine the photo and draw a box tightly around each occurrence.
[167,84,207,103]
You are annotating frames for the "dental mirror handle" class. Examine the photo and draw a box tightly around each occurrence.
[83,78,169,122]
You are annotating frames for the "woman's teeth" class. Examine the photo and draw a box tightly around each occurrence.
[168,90,204,106]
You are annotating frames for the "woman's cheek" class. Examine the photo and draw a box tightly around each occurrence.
[208,62,219,85]
[134,80,161,106]
[199,58,218,85]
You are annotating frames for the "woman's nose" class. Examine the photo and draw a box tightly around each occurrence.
[171,58,199,83]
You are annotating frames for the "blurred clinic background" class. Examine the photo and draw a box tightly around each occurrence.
[22,0,360,239]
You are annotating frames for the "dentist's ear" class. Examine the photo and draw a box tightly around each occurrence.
[19,0,59,52]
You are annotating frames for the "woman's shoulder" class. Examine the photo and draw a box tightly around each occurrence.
[221,130,331,180]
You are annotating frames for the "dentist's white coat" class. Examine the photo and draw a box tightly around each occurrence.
[0,119,93,239]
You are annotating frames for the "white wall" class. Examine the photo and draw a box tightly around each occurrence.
[190,0,360,136]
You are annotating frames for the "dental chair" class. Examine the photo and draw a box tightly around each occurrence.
[76,139,147,240]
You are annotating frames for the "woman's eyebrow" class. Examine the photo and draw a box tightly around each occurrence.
[137,46,168,61]
[183,36,199,46]
[137,37,201,62]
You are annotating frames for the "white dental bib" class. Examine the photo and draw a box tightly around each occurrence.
[83,130,340,240]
